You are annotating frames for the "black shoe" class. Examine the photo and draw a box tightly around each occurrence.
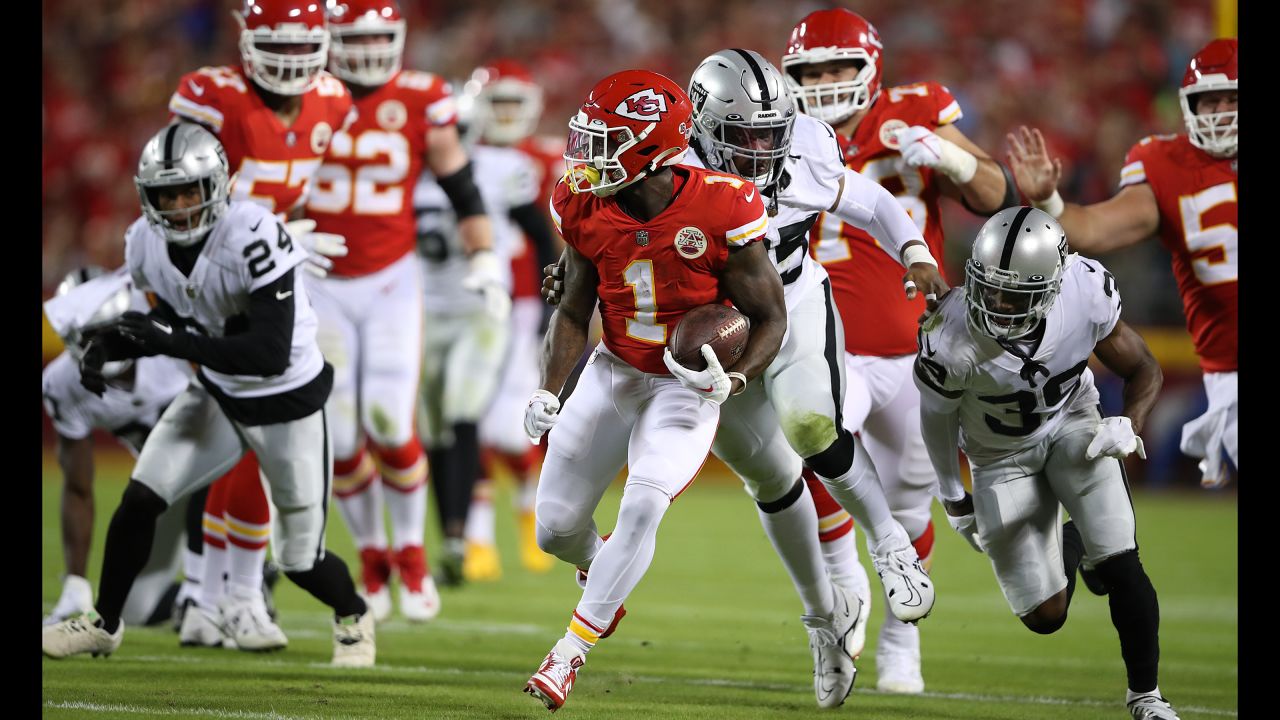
[262,559,281,621]
[435,540,466,588]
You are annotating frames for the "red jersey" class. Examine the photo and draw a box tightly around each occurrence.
[809,81,961,356]
[510,135,565,299]
[306,70,459,277]
[169,66,354,218]
[1119,134,1238,372]
[549,166,769,374]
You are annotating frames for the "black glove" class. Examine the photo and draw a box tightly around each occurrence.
[79,338,108,397]
[115,311,179,358]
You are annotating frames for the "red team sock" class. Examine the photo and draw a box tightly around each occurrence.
[374,440,429,588]
[223,452,269,600]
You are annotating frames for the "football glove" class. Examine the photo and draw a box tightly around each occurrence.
[462,249,512,321]
[78,338,109,397]
[943,493,984,553]
[115,311,177,357]
[1085,415,1147,460]
[285,219,349,279]
[895,125,977,183]
[524,389,561,443]
[662,345,733,405]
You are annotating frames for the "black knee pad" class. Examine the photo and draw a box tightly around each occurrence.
[803,429,855,479]
[121,479,169,518]
[756,477,805,514]
[1095,549,1144,588]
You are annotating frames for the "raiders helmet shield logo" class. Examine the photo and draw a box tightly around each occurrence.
[674,227,708,259]
[616,89,668,121]
[879,118,908,150]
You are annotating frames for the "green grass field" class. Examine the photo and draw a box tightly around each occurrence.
[42,451,1237,719]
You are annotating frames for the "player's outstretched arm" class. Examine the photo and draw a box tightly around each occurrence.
[1007,126,1160,254]
[1092,320,1164,435]
[928,124,1015,214]
[54,432,95,578]
[538,245,598,397]
[719,241,787,390]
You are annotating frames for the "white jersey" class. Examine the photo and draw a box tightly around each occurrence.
[414,144,538,314]
[124,201,324,399]
[913,255,1122,462]
[685,113,845,308]
[42,352,193,454]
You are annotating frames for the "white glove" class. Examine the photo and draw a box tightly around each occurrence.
[662,345,733,405]
[1086,416,1147,460]
[285,219,349,279]
[947,511,984,553]
[1179,404,1230,488]
[895,125,978,183]
[524,389,560,444]
[462,249,513,321]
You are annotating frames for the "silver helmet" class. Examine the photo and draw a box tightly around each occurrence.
[688,49,796,190]
[964,207,1068,340]
[135,123,231,246]
[55,267,134,379]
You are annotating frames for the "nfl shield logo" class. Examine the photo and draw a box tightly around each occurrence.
[636,230,650,246]
[186,284,197,298]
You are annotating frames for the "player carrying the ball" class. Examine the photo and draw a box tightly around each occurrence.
[520,69,787,712]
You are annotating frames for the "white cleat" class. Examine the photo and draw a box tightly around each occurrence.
[525,639,585,712]
[399,576,441,623]
[44,575,94,627]
[800,581,861,709]
[871,531,935,623]
[219,595,287,652]
[331,611,376,667]
[179,602,233,649]
[875,618,924,694]
[831,565,872,659]
[361,587,392,624]
[1128,693,1181,720]
[42,612,123,659]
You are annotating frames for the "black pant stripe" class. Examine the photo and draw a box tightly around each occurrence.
[315,408,331,564]
[822,278,844,431]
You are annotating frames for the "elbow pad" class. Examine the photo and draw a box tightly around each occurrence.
[961,162,1021,217]
[437,162,486,220]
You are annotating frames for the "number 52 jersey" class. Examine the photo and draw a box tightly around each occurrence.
[124,202,324,399]
[913,255,1122,463]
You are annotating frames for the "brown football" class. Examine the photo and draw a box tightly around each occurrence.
[669,304,751,372]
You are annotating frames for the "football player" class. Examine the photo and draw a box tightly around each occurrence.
[521,69,787,712]
[917,207,1177,720]
[41,124,375,667]
[1008,38,1237,490]
[463,59,562,580]
[782,7,1021,692]
[165,0,356,648]
[304,0,496,621]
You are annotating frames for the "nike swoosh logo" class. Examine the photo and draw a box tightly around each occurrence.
[745,188,756,203]
[152,321,173,335]
[696,385,714,393]
[275,290,293,300]
[249,220,263,232]
[187,80,204,97]
[923,335,936,357]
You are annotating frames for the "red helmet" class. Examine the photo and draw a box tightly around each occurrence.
[781,8,884,125]
[327,0,405,87]
[462,59,544,147]
[1179,38,1238,157]
[237,0,330,96]
[563,70,693,197]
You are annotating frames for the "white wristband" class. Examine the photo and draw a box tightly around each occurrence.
[937,138,978,184]
[1033,190,1065,218]
[728,372,748,396]
[901,243,937,268]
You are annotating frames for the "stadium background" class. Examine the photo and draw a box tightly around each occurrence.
[41,0,1236,483]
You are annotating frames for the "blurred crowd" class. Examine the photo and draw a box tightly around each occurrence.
[43,0,1224,326]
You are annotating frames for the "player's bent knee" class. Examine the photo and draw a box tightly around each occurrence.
[613,483,671,540]
[122,479,170,518]
[781,412,840,460]
[742,471,799,506]
[1094,548,1145,588]
[535,499,594,545]
[803,429,856,479]
[1021,591,1069,634]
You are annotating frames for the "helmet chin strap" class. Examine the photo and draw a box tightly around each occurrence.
[994,326,1049,387]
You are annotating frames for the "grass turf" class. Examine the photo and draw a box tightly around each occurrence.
[42,451,1237,719]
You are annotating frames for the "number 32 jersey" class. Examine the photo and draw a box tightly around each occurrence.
[549,166,769,374]
[124,202,323,399]
[913,255,1121,463]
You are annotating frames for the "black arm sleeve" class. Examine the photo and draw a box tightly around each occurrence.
[437,162,487,220]
[167,270,296,376]
[508,201,558,273]
[961,161,1021,217]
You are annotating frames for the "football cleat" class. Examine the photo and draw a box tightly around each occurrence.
[435,538,466,587]
[261,559,281,621]
[463,540,503,582]
[178,601,233,648]
[170,579,201,632]
[1128,693,1181,720]
[871,530,935,623]
[219,594,287,651]
[875,617,924,694]
[830,563,872,659]
[42,612,123,659]
[44,575,94,628]
[525,639,585,712]
[361,586,392,624]
[800,581,860,709]
[519,510,554,573]
[332,611,376,667]
[398,575,442,623]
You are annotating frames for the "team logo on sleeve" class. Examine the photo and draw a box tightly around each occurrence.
[311,122,334,154]
[616,89,668,121]
[376,100,408,131]
[879,118,908,150]
[674,227,708,259]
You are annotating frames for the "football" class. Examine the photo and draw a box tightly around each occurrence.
[668,304,750,372]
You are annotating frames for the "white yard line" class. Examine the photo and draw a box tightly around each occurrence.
[43,700,325,720]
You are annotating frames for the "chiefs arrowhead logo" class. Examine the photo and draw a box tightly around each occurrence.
[616,89,667,121]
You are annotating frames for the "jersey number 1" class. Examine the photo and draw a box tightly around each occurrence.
[624,260,666,344]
